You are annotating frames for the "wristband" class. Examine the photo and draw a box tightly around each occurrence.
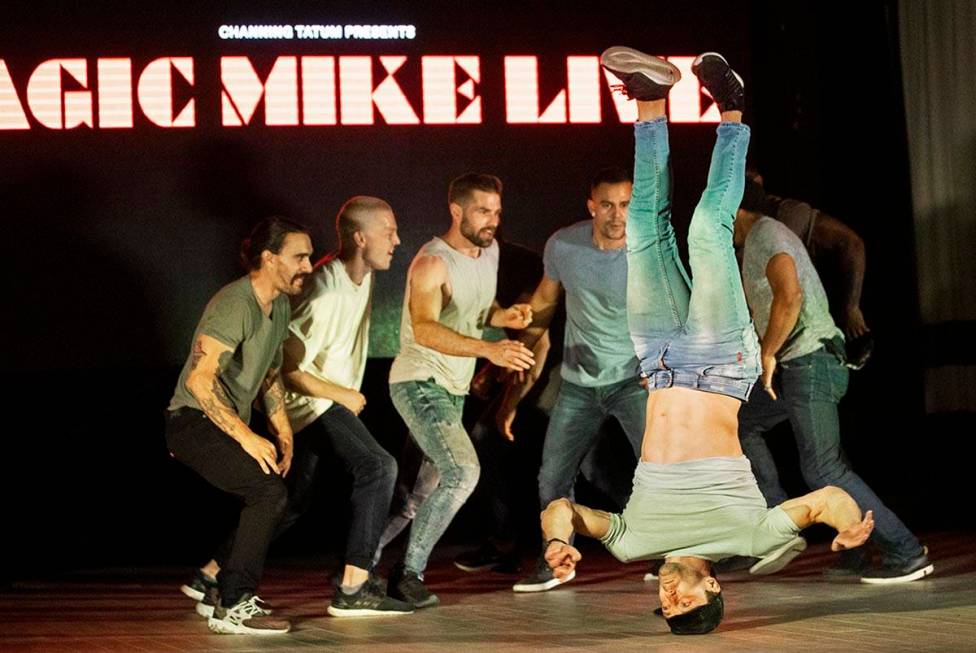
[545,538,568,548]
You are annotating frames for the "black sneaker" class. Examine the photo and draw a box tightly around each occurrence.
[454,542,520,573]
[512,558,575,593]
[180,569,217,602]
[823,546,871,578]
[861,546,934,584]
[600,46,681,101]
[195,585,220,618]
[328,581,415,617]
[389,565,439,609]
[208,593,289,635]
[691,52,745,113]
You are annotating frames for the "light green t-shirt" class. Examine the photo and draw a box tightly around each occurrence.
[600,456,799,562]
[168,276,291,425]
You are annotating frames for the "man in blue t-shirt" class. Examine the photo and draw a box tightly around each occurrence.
[509,166,647,592]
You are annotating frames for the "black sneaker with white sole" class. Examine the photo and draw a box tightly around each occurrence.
[691,52,745,113]
[328,582,415,617]
[861,547,934,584]
[600,46,681,101]
[512,559,575,593]
[180,569,217,602]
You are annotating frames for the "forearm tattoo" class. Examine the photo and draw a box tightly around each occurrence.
[262,368,286,416]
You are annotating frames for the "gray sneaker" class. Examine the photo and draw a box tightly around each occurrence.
[600,46,681,101]
[208,593,289,635]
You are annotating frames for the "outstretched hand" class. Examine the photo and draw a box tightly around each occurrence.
[831,510,874,551]
[544,541,581,580]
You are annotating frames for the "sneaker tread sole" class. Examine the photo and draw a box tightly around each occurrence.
[600,47,681,85]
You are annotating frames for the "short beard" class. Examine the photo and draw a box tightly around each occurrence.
[460,216,494,248]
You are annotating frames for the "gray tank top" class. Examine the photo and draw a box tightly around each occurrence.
[389,237,499,395]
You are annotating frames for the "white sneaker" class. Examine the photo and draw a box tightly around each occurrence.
[207,593,289,635]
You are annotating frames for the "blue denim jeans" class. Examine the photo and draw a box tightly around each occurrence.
[739,347,923,565]
[538,376,646,509]
[389,380,480,575]
[627,118,760,400]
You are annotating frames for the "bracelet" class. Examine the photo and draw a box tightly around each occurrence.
[545,538,568,548]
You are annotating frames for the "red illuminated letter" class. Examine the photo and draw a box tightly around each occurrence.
[667,56,719,123]
[97,58,133,128]
[504,56,566,124]
[221,57,298,126]
[301,57,336,125]
[137,57,195,128]
[339,56,419,125]
[421,56,481,125]
[0,60,30,130]
[26,59,93,129]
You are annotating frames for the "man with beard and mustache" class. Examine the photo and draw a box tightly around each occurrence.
[506,167,648,593]
[537,49,875,635]
[181,198,414,619]
[384,173,536,608]
[165,217,312,635]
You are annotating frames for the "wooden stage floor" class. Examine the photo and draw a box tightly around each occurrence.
[3,531,974,652]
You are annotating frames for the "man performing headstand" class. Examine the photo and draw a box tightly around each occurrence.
[539,48,875,635]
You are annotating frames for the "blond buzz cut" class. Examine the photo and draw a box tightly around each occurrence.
[336,195,393,252]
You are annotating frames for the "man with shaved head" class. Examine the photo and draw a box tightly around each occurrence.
[182,197,413,618]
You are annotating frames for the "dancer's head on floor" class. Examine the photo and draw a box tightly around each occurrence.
[658,559,724,635]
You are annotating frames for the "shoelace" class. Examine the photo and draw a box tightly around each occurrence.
[233,595,271,618]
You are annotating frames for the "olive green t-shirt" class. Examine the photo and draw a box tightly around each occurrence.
[600,456,800,562]
[168,276,291,425]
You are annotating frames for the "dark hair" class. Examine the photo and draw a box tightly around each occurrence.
[665,590,724,635]
[239,216,310,271]
[590,166,633,195]
[739,177,766,214]
[448,173,503,207]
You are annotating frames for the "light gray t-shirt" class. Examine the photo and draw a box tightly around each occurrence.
[389,237,499,396]
[742,217,843,362]
[543,220,637,387]
[169,276,291,424]
[600,456,799,562]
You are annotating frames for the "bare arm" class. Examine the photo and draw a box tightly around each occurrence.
[495,330,551,441]
[760,253,803,398]
[540,498,612,579]
[519,275,562,351]
[281,335,366,414]
[185,334,280,474]
[260,366,294,476]
[409,255,534,371]
[781,486,875,551]
[810,213,869,337]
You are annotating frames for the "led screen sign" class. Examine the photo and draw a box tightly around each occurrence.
[0,54,722,130]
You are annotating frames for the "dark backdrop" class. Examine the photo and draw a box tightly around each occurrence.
[2,1,959,582]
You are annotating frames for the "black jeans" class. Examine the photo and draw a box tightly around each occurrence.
[281,404,398,570]
[166,408,288,605]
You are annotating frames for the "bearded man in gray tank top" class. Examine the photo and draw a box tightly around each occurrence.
[384,173,537,608]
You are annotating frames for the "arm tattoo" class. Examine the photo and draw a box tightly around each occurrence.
[262,368,286,416]
[211,378,234,408]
